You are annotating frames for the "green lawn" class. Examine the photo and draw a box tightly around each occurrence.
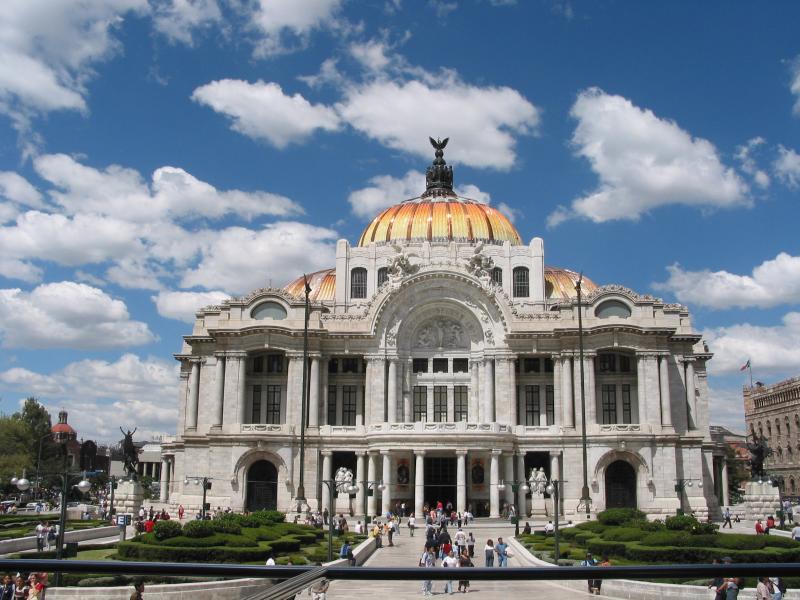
[70,547,117,560]
[0,519,107,540]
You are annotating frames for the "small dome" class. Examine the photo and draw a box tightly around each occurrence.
[283,268,336,302]
[545,267,597,300]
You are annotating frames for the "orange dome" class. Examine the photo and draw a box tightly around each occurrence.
[358,197,522,247]
[283,268,336,302]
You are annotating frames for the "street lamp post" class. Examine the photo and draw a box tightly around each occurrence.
[296,274,312,514]
[361,480,386,525]
[674,478,703,515]
[545,479,561,566]
[321,479,358,562]
[497,480,530,536]
[576,275,592,520]
[185,476,212,519]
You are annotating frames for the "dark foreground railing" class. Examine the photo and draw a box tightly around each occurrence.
[2,559,800,581]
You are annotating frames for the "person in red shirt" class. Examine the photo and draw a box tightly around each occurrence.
[144,518,155,533]
[766,515,776,532]
[755,519,765,535]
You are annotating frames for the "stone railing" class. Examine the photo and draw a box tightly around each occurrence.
[240,424,295,434]
[364,422,513,435]
[49,577,271,599]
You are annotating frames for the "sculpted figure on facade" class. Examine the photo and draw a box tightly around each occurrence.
[334,467,354,492]
[529,467,548,495]
[388,244,420,283]
[465,241,494,284]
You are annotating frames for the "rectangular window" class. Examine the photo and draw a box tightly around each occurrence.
[266,385,281,423]
[513,267,530,298]
[328,358,338,374]
[525,385,540,426]
[413,386,427,421]
[491,268,503,286]
[524,358,539,373]
[454,386,468,421]
[351,268,367,299]
[599,354,616,373]
[251,385,261,423]
[433,386,447,422]
[253,356,264,373]
[342,385,357,426]
[514,359,520,373]
[413,358,429,373]
[621,384,632,424]
[378,267,389,286]
[433,358,448,373]
[546,385,555,425]
[453,358,469,373]
[602,384,617,424]
[267,354,283,373]
[327,385,337,426]
[342,358,359,373]
[619,355,631,373]
[544,357,554,373]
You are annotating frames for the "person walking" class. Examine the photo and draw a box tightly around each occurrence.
[467,532,475,558]
[129,582,145,600]
[408,513,416,536]
[484,539,495,567]
[458,549,474,593]
[419,544,435,597]
[35,522,45,552]
[708,558,725,600]
[442,549,459,594]
[454,528,466,556]
[581,552,598,594]
[756,577,771,600]
[722,507,732,529]
[495,537,509,567]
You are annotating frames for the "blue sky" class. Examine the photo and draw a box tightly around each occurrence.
[0,0,798,441]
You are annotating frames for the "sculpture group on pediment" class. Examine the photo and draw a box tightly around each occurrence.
[465,242,495,282]
[334,467,354,492]
[388,244,420,282]
[415,318,466,349]
[529,467,548,495]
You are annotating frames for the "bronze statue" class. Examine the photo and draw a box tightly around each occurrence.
[746,432,772,480]
[119,427,139,480]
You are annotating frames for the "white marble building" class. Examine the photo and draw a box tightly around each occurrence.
[161,142,721,519]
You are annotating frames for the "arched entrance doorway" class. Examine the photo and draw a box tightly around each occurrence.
[605,460,637,509]
[246,460,278,511]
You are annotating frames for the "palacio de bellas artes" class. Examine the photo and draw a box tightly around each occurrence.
[162,139,722,521]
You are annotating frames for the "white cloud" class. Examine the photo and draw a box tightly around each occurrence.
[735,137,770,189]
[655,253,800,310]
[349,39,392,72]
[774,145,800,188]
[0,353,178,442]
[246,0,343,58]
[791,56,800,117]
[497,201,520,223]
[704,313,800,375]
[181,222,338,293]
[708,385,746,434]
[0,282,156,349]
[0,0,147,118]
[191,79,341,149]
[151,0,223,46]
[337,76,540,170]
[0,172,44,208]
[34,153,303,221]
[347,170,492,219]
[548,88,749,226]
[153,289,229,322]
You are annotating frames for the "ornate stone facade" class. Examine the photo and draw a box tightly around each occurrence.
[162,145,722,519]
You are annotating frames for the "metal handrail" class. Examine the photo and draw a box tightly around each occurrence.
[243,565,327,600]
[2,559,800,580]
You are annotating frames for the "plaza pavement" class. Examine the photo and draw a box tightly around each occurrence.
[326,519,624,599]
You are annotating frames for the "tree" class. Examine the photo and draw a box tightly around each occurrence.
[12,398,63,491]
[726,445,748,504]
[0,417,34,491]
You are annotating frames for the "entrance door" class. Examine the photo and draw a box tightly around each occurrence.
[605,460,637,509]
[425,457,456,510]
[246,460,278,511]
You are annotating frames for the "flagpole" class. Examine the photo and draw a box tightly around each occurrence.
[749,363,753,389]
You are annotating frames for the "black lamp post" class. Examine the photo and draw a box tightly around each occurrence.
[321,479,358,561]
[497,480,530,536]
[674,478,703,515]
[185,476,213,519]
[296,274,312,513]
[546,479,561,566]
[576,275,592,519]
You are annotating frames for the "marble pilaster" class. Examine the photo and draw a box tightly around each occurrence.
[490,449,500,518]
[414,451,425,518]
[456,450,467,513]
[211,353,225,430]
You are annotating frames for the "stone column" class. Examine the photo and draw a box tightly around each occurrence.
[321,357,329,425]
[186,359,200,431]
[446,386,455,422]
[414,451,425,518]
[482,359,494,423]
[381,451,392,515]
[552,354,561,427]
[721,460,730,507]
[516,452,528,516]
[160,458,170,501]
[321,451,332,514]
[550,452,562,517]
[355,452,365,517]
[367,453,378,517]
[309,356,320,427]
[503,454,515,508]
[489,450,501,518]
[685,358,696,429]
[285,355,300,426]
[403,360,412,423]
[387,358,398,423]
[211,353,225,430]
[456,450,467,513]
[508,357,517,426]
[585,354,596,427]
[469,360,480,422]
[561,356,574,428]
[237,353,247,424]
[659,355,672,427]
[637,353,648,425]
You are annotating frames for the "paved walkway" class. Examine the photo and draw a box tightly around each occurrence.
[327,522,621,599]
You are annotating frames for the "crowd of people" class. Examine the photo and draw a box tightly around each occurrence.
[708,557,786,600]
[0,573,48,599]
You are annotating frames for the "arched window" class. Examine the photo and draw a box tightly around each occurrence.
[791,478,796,494]
[351,267,367,299]
[513,267,529,298]
[251,301,287,320]
[776,419,781,436]
[595,300,632,319]
[377,267,389,287]
[491,267,503,286]
[767,421,772,436]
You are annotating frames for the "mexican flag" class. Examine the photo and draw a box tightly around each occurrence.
[740,359,751,372]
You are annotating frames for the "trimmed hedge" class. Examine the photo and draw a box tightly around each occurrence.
[665,514,699,531]
[136,532,258,548]
[602,527,643,542]
[598,508,646,526]
[117,540,274,563]
[153,520,182,540]
[586,539,628,557]
[183,520,215,538]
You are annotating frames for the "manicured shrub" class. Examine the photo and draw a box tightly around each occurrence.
[665,514,698,531]
[251,510,286,526]
[117,541,274,563]
[574,532,600,546]
[640,531,691,547]
[691,521,719,535]
[209,520,241,535]
[153,520,182,540]
[183,520,215,538]
[712,533,766,550]
[577,520,608,533]
[598,508,646,526]
[602,527,643,542]
[587,539,627,557]
[636,519,665,532]
[764,536,798,549]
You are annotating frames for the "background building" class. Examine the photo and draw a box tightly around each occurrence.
[162,144,723,519]
[744,376,800,497]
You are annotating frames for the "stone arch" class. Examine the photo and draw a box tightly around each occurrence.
[246,460,278,511]
[594,450,649,511]
[232,448,291,512]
